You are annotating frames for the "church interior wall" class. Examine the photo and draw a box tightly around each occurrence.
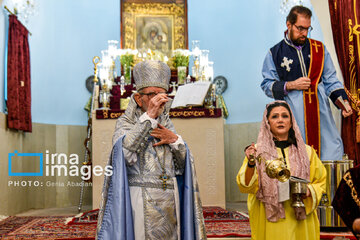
[0,0,121,126]
[0,112,91,215]
[224,122,261,202]
[0,0,344,214]
[0,0,324,126]
[188,0,323,125]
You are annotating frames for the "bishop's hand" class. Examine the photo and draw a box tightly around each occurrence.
[151,124,178,147]
[147,93,169,119]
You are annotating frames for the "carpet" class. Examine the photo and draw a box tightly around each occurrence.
[0,207,249,239]
[0,207,356,239]
[203,206,251,238]
[66,206,251,238]
[320,232,357,240]
[66,209,98,225]
[0,216,96,240]
[203,206,249,222]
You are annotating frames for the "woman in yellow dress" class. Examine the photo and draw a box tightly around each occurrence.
[236,101,326,240]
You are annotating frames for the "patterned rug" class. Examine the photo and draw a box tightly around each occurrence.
[0,216,96,240]
[65,206,251,238]
[0,207,356,239]
[0,207,249,239]
[203,206,251,238]
[66,209,98,225]
[203,206,249,222]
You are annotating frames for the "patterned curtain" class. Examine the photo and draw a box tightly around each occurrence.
[7,14,32,132]
[328,0,360,165]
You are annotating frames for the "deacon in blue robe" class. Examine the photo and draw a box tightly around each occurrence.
[261,5,352,160]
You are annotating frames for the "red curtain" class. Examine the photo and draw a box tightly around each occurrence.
[7,15,32,132]
[328,0,360,165]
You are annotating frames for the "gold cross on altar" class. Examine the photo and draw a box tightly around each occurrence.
[312,41,321,53]
[305,88,315,103]
[159,171,169,190]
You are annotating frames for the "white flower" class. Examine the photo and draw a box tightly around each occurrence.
[172,49,191,57]
[118,48,138,56]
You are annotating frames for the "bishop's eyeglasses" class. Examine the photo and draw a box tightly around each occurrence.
[139,91,167,99]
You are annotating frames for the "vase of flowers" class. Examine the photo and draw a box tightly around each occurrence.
[172,49,190,85]
[120,50,136,84]
[177,66,187,85]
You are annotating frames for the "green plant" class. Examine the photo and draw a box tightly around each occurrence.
[120,54,134,83]
[172,53,189,68]
[120,54,135,67]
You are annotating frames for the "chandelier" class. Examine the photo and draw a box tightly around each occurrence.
[279,0,304,14]
[4,0,38,23]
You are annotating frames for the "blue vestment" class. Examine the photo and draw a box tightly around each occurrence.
[261,36,348,160]
[96,136,206,240]
[96,136,134,240]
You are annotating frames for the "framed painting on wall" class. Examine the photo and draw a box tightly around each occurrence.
[121,0,188,59]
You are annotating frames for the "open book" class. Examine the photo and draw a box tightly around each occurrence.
[170,82,211,108]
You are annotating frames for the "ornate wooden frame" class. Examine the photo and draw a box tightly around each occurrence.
[120,0,188,54]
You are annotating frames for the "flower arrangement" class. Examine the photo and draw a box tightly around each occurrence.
[172,49,190,84]
[120,49,138,83]
[120,49,137,67]
[172,49,190,68]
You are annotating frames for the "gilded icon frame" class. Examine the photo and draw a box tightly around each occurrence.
[121,0,188,57]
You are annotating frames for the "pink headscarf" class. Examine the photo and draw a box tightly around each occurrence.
[255,100,310,222]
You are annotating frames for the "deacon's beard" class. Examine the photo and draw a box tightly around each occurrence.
[289,29,306,46]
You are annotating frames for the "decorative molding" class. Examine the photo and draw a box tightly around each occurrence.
[121,2,187,52]
[206,129,217,195]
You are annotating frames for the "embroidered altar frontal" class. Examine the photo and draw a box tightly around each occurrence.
[96,108,222,119]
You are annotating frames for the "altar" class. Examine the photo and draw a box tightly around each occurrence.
[91,111,226,209]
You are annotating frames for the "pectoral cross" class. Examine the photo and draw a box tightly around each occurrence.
[312,41,321,53]
[159,171,169,190]
[304,88,315,104]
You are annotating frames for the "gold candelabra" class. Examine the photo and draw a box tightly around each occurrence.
[194,58,200,81]
[92,56,100,84]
